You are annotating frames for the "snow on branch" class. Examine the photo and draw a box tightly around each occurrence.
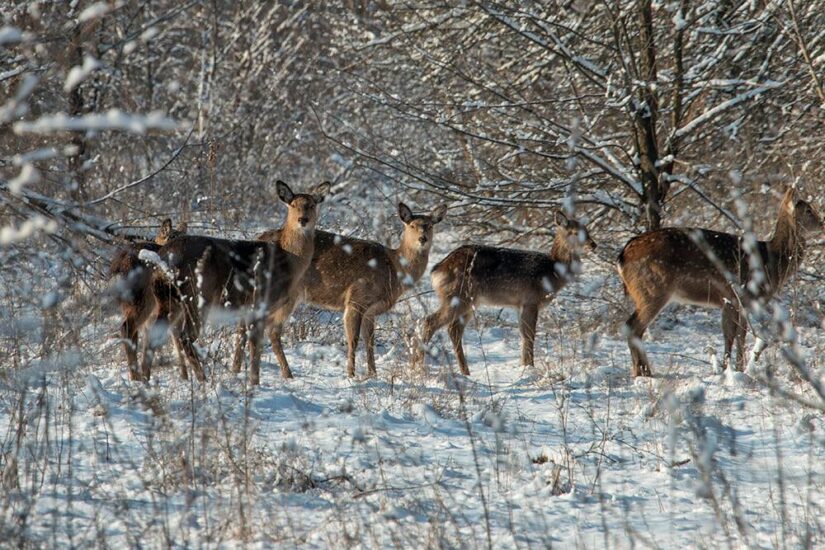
[673,82,783,139]
[138,249,175,282]
[0,215,58,246]
[358,12,454,49]
[0,180,147,245]
[78,1,124,23]
[13,109,183,135]
[64,55,102,93]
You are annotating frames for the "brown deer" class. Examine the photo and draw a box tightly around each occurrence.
[617,188,822,377]
[419,210,596,375]
[149,180,329,384]
[109,218,187,381]
[240,202,447,378]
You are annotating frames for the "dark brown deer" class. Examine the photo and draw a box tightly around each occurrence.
[617,188,822,377]
[149,180,329,384]
[243,202,447,378]
[109,218,187,381]
[419,210,596,375]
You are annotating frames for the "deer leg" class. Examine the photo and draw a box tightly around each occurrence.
[420,294,470,367]
[722,303,747,371]
[447,320,469,376]
[362,314,377,377]
[126,286,158,382]
[267,298,298,380]
[247,320,266,386]
[120,316,141,381]
[232,324,248,373]
[735,319,747,371]
[343,303,364,378]
[721,303,736,370]
[179,315,205,382]
[141,299,173,383]
[626,297,667,377]
[519,303,540,368]
[171,333,186,373]
[422,304,454,343]
[268,322,293,379]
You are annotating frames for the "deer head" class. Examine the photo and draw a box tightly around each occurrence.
[398,202,447,253]
[277,180,331,233]
[553,210,597,253]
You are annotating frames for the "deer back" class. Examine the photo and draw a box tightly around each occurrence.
[434,245,566,307]
[157,235,297,310]
[618,227,762,308]
[302,230,399,311]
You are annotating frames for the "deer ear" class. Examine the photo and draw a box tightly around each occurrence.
[430,204,447,224]
[780,187,797,213]
[553,209,569,227]
[398,202,414,224]
[313,181,332,204]
[176,220,188,233]
[276,180,294,204]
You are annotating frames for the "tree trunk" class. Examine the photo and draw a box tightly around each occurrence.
[67,21,87,202]
[635,0,663,230]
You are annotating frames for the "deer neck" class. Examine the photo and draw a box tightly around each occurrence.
[765,211,804,291]
[547,234,580,290]
[279,222,315,265]
[393,234,430,284]
[549,233,578,267]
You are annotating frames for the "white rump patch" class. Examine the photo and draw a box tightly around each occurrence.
[431,270,447,290]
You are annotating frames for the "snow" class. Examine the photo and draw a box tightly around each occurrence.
[78,1,121,22]
[0,215,58,244]
[64,55,101,93]
[672,10,687,31]
[8,163,40,194]
[138,248,175,281]
[1,254,823,547]
[0,26,22,45]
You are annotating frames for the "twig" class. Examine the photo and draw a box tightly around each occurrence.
[84,126,195,206]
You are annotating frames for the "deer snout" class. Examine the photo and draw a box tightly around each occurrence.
[298,216,310,227]
[418,236,428,245]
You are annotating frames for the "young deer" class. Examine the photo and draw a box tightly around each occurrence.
[245,202,447,377]
[617,188,822,377]
[150,181,329,384]
[109,218,187,381]
[420,210,596,375]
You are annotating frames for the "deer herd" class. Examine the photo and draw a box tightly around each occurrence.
[110,184,821,385]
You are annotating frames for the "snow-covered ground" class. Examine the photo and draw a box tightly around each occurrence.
[1,254,824,548]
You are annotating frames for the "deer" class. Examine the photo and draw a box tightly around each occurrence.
[148,180,329,385]
[419,210,597,375]
[617,187,822,377]
[109,218,187,381]
[237,202,447,378]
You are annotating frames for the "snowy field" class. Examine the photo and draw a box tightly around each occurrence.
[2,247,823,549]
[3,1,825,547]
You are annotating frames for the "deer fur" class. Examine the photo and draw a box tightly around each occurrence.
[149,181,329,384]
[243,202,447,377]
[617,187,822,377]
[419,210,596,375]
[109,218,187,381]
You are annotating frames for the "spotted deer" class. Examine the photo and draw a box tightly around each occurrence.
[149,180,329,384]
[419,210,596,375]
[617,188,822,377]
[240,202,447,378]
[109,218,187,381]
